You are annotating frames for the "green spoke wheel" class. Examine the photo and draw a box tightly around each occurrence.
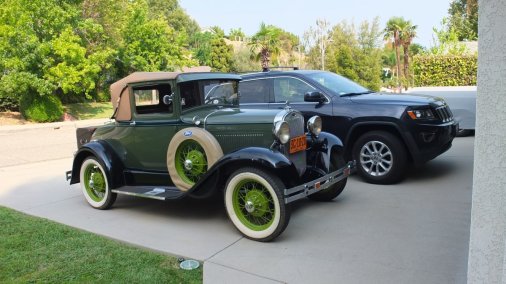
[233,180,275,231]
[79,157,116,210]
[225,167,290,242]
[167,128,223,192]
[174,140,208,185]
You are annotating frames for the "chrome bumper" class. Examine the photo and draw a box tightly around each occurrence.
[284,161,354,204]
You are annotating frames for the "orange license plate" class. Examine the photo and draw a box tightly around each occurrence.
[289,135,307,154]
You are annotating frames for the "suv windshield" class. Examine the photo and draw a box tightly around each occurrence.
[306,72,370,96]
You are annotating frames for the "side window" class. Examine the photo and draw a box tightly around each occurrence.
[239,79,269,103]
[179,81,201,110]
[133,84,173,115]
[273,77,315,103]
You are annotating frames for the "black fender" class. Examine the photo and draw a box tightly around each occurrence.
[307,131,344,173]
[69,140,125,189]
[188,147,298,198]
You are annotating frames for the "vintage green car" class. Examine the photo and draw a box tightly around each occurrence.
[66,72,353,241]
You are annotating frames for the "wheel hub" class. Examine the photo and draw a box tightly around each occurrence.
[89,172,105,192]
[371,152,382,164]
[184,159,193,170]
[245,201,255,213]
[360,140,393,177]
[245,189,269,217]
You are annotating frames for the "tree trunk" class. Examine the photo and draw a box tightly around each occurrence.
[394,31,402,90]
[261,48,270,70]
[403,43,410,88]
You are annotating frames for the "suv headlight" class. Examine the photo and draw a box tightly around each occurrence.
[407,108,436,120]
[274,121,290,144]
[307,116,322,136]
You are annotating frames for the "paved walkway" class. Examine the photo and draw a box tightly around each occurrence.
[0,121,473,283]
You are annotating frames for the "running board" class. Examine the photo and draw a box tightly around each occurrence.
[112,186,185,201]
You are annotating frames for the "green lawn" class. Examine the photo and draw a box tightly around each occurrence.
[64,102,113,120]
[0,206,202,283]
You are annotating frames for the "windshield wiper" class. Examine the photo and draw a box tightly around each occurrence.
[340,91,374,97]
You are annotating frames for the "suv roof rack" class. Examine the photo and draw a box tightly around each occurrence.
[262,66,300,72]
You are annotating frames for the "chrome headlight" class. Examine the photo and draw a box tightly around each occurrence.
[407,108,436,120]
[307,116,322,136]
[274,121,290,144]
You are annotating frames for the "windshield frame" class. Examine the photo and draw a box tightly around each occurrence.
[179,79,240,113]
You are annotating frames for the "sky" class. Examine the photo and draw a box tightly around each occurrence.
[179,0,452,48]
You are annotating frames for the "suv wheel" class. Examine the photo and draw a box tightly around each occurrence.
[224,167,290,242]
[352,131,407,184]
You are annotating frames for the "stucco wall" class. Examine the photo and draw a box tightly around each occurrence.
[467,0,506,283]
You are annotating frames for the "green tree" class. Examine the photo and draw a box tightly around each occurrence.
[229,28,246,40]
[120,1,196,73]
[431,19,469,55]
[147,0,199,35]
[447,0,478,41]
[399,21,417,84]
[249,23,282,70]
[325,19,383,91]
[384,17,404,81]
[209,38,234,72]
[210,26,225,38]
[0,0,200,121]
[191,31,215,66]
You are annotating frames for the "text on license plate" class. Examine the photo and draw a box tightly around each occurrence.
[289,135,307,154]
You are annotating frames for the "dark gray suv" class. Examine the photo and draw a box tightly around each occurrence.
[240,70,458,184]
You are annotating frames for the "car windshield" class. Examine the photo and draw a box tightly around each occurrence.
[202,80,239,106]
[306,72,370,96]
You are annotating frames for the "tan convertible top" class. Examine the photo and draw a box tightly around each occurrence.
[110,72,179,121]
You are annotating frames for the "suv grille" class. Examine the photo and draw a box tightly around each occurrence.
[434,105,454,123]
[283,111,306,176]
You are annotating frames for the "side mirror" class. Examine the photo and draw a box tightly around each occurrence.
[162,94,173,105]
[304,91,326,103]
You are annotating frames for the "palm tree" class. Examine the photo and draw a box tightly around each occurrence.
[249,23,282,70]
[384,17,404,84]
[399,22,417,85]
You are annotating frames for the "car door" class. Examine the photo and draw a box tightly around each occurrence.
[129,82,178,173]
[269,76,334,126]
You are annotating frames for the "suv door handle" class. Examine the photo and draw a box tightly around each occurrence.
[130,121,136,126]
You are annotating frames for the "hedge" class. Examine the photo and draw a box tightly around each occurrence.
[413,55,477,86]
[19,94,63,122]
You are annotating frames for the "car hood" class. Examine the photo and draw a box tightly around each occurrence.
[349,92,447,107]
[181,107,279,125]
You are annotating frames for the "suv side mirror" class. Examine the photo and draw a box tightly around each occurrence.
[304,91,326,103]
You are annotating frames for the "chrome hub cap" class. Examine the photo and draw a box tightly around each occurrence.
[360,141,393,177]
[184,159,193,170]
[89,173,96,189]
[245,201,255,213]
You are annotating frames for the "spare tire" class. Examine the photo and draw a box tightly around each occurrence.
[167,127,223,191]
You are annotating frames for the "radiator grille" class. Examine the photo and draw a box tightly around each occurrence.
[283,111,306,176]
[434,105,454,123]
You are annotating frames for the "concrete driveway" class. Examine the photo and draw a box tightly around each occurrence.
[0,122,473,283]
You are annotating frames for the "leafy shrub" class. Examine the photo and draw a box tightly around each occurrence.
[413,55,477,86]
[20,94,63,122]
[0,97,19,112]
